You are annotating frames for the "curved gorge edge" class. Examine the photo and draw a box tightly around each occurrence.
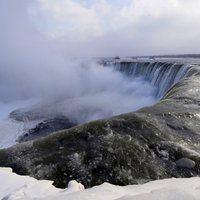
[0,62,200,188]
[9,60,194,143]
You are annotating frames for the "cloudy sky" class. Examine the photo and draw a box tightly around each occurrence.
[1,0,200,57]
[0,0,199,120]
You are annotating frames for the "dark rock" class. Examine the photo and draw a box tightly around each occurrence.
[176,158,196,169]
[9,109,34,122]
[17,116,77,142]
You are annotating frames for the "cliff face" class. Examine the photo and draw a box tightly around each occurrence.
[0,63,200,188]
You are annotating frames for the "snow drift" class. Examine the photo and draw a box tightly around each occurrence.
[1,167,200,200]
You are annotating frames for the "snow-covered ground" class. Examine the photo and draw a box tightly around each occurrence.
[1,167,200,200]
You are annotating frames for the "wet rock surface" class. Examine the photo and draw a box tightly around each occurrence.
[1,63,200,188]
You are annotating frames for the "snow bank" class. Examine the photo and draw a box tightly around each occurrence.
[0,168,84,200]
[1,167,200,200]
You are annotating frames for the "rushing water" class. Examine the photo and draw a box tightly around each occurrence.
[112,60,192,97]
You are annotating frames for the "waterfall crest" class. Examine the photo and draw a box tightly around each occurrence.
[112,61,192,97]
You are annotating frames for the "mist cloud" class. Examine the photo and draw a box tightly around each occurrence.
[0,0,158,123]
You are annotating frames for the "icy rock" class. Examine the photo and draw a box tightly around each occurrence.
[67,180,85,192]
[176,158,196,168]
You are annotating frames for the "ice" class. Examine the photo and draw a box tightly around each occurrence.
[0,99,39,149]
[0,119,23,149]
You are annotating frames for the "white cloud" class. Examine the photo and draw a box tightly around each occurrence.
[1,0,200,57]
[30,0,106,39]
[30,0,135,40]
[28,0,200,56]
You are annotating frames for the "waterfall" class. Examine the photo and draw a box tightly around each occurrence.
[112,61,192,98]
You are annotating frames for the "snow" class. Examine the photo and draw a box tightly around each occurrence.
[0,168,84,200]
[1,167,200,200]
